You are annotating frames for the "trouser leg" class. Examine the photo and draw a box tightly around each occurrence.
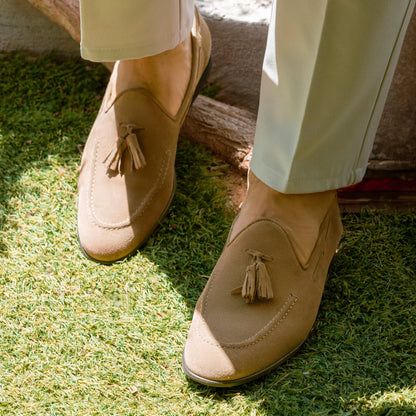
[79,0,195,62]
[251,0,415,194]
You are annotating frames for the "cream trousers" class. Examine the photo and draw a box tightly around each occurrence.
[80,0,415,193]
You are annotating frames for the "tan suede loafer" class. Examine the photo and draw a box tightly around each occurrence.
[78,10,212,263]
[183,196,343,387]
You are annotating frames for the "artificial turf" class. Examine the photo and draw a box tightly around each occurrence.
[0,52,415,415]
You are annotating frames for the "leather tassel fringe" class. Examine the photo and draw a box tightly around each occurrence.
[242,264,257,304]
[104,124,146,174]
[125,131,146,171]
[255,261,273,301]
[104,137,126,173]
[233,249,274,304]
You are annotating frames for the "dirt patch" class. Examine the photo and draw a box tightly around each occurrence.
[223,168,247,211]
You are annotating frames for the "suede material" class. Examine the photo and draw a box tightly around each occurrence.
[78,9,211,262]
[183,197,343,383]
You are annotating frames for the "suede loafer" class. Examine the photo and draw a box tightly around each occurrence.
[77,9,212,263]
[183,196,343,387]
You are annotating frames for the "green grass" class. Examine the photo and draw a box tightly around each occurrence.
[0,52,415,415]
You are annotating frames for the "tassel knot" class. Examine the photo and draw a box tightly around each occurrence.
[231,249,274,304]
[104,123,146,174]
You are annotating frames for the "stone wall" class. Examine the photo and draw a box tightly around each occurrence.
[0,0,79,56]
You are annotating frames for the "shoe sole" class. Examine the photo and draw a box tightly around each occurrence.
[182,339,305,388]
[78,57,212,265]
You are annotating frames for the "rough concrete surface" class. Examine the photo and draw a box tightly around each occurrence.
[197,0,272,24]
[196,0,270,111]
[204,18,267,112]
[0,0,79,56]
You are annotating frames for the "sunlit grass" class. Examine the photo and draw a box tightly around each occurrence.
[0,52,415,415]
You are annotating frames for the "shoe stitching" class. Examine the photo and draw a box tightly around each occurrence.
[192,200,341,351]
[195,210,336,348]
[197,292,298,350]
[87,135,171,229]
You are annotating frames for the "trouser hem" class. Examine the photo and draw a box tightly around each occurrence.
[250,159,367,194]
[81,31,188,62]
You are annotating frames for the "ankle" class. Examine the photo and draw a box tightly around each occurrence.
[229,172,338,261]
[245,171,337,227]
[115,36,192,115]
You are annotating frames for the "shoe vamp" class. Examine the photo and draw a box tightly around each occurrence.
[200,220,324,347]
[88,92,178,227]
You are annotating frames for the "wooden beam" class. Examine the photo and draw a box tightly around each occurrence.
[181,95,255,174]
[27,0,80,42]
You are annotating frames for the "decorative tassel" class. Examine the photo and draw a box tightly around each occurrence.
[125,131,146,170]
[103,123,146,174]
[232,249,274,304]
[255,261,273,301]
[104,137,127,173]
[242,264,257,304]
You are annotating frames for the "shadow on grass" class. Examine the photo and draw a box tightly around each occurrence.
[1,53,415,415]
[139,140,234,310]
[0,52,109,256]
